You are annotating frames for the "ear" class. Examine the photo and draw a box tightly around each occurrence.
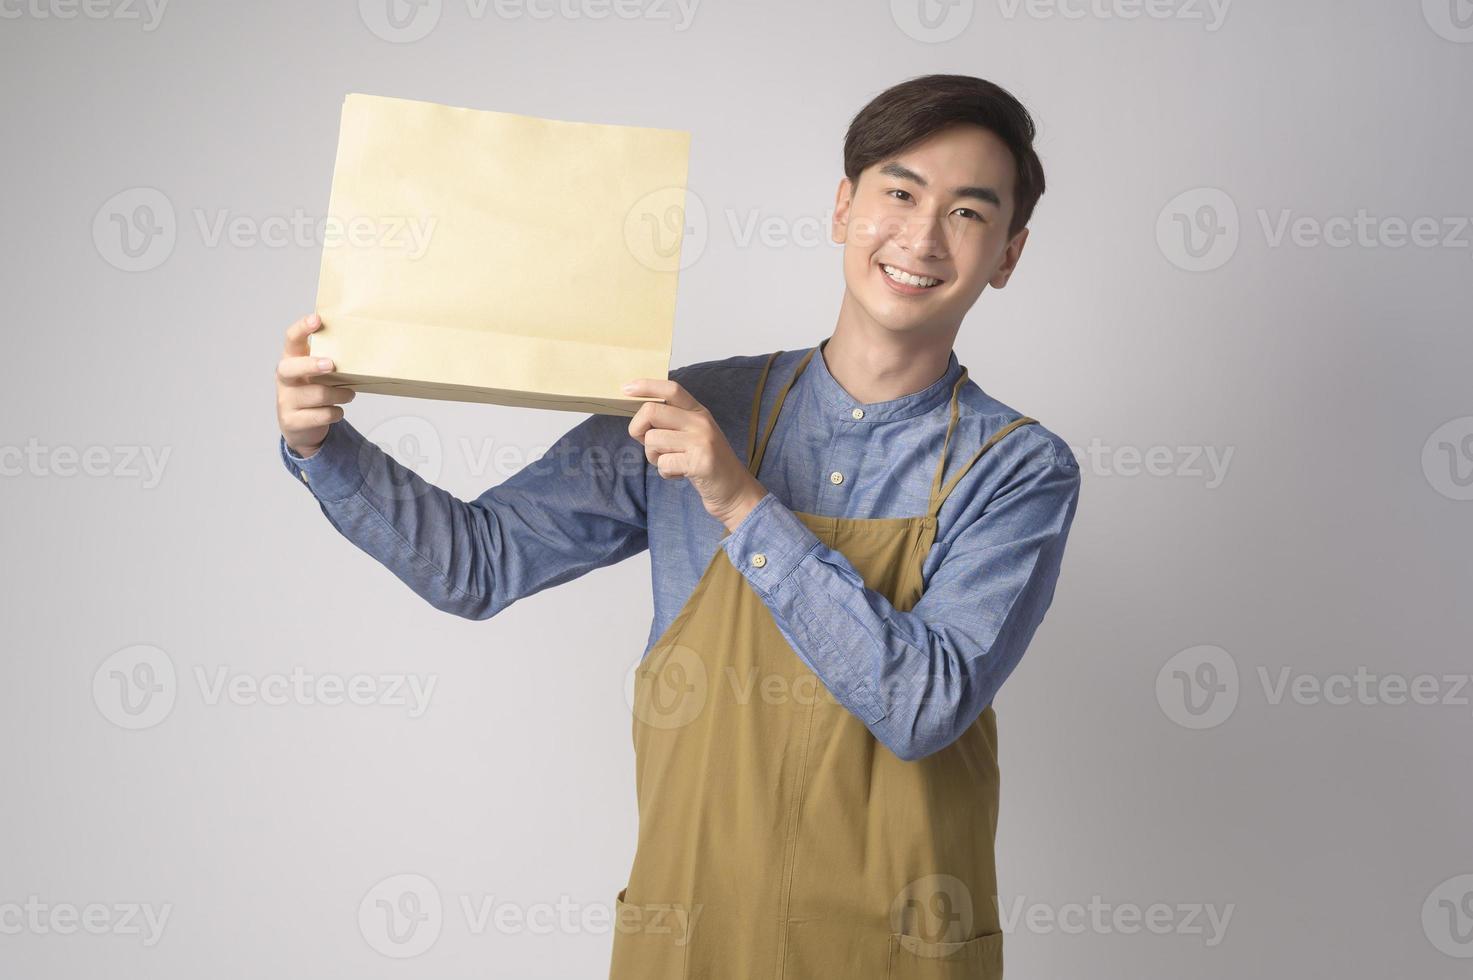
[989,226,1030,289]
[831,177,855,245]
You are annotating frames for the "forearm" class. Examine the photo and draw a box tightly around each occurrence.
[280,421,508,619]
[720,490,1073,761]
[282,413,651,620]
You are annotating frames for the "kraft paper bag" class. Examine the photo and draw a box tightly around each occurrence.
[310,93,691,417]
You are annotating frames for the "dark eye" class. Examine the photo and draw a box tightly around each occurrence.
[954,208,984,222]
[886,189,914,202]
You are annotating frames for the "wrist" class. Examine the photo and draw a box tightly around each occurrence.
[285,437,323,461]
[718,481,768,533]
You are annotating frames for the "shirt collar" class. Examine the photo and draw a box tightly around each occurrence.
[801,337,965,424]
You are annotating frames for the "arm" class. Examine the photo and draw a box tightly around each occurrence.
[717,447,1081,761]
[281,407,651,620]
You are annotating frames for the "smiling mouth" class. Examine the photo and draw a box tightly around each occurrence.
[879,262,945,288]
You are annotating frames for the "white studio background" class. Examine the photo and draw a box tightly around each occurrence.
[2,1,1471,977]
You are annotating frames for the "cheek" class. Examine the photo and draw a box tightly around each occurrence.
[842,238,873,273]
[952,229,1004,272]
[843,249,873,290]
[844,208,904,251]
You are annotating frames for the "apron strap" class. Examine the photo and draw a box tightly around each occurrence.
[745,350,781,466]
[744,344,1036,513]
[928,372,1039,517]
[748,347,817,477]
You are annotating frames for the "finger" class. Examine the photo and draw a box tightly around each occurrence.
[277,353,337,384]
[289,384,357,409]
[627,402,652,442]
[283,313,323,357]
[639,429,686,465]
[289,405,344,428]
[628,402,690,442]
[654,451,687,480]
[623,378,699,411]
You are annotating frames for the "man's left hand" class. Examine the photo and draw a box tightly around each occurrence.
[624,378,767,532]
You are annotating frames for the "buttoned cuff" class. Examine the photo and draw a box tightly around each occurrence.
[279,421,369,502]
[720,492,822,596]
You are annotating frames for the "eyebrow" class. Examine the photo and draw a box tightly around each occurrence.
[878,162,1001,208]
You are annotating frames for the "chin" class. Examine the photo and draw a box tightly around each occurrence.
[860,305,938,336]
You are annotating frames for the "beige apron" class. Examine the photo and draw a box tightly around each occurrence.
[614,347,1037,979]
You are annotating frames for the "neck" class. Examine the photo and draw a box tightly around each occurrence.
[824,297,958,404]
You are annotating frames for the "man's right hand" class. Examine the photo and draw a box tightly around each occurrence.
[276,313,356,459]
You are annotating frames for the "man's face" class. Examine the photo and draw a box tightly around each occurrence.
[831,123,1029,338]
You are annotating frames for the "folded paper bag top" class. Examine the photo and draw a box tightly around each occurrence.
[310,93,691,417]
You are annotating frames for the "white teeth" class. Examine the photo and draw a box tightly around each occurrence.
[882,264,940,288]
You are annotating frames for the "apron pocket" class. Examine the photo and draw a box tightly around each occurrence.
[609,887,690,980]
[887,930,1004,979]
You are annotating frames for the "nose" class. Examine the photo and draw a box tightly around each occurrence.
[893,209,947,261]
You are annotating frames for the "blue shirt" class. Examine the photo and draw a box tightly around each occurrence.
[280,341,1081,761]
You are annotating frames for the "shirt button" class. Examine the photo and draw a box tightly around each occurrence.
[751,553,767,568]
[851,408,865,420]
[829,470,844,485]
